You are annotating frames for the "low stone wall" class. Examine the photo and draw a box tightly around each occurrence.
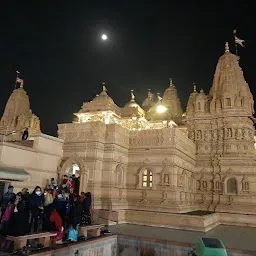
[30,235,256,256]
[218,212,256,227]
[95,209,256,232]
[124,210,219,232]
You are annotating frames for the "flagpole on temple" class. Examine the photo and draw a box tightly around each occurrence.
[15,70,20,89]
[233,29,238,56]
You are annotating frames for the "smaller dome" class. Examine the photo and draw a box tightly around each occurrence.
[186,83,199,116]
[122,90,145,118]
[161,78,183,123]
[146,93,168,121]
[124,90,140,108]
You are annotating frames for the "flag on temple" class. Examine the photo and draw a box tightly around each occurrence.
[235,36,245,47]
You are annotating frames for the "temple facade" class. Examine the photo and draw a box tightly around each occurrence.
[58,43,256,223]
[1,43,256,228]
[185,43,256,214]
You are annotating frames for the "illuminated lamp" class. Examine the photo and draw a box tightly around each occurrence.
[156,105,167,114]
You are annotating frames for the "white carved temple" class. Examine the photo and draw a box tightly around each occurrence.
[1,42,256,228]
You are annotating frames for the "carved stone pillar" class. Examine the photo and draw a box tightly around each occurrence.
[79,168,87,193]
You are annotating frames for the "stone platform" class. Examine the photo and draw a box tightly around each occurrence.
[95,209,256,232]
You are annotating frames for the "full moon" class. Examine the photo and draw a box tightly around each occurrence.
[101,34,108,40]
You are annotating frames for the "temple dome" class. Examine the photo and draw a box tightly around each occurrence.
[146,93,167,121]
[78,85,121,115]
[209,42,254,115]
[121,90,145,118]
[161,78,183,123]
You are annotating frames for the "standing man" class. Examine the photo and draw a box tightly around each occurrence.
[0,185,16,219]
[22,128,29,140]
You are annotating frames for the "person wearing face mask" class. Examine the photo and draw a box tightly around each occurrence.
[28,186,45,232]
[0,185,16,220]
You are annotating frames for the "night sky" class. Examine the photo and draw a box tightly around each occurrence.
[0,2,255,136]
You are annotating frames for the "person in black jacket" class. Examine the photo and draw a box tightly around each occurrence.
[0,185,15,219]
[69,195,81,228]
[8,202,30,236]
[20,188,30,218]
[28,186,44,232]
[84,192,92,225]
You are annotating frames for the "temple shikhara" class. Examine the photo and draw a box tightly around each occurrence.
[1,42,256,230]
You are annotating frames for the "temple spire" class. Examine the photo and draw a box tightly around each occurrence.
[15,71,24,89]
[157,93,162,101]
[225,42,230,53]
[193,82,197,92]
[169,78,173,87]
[100,82,108,96]
[130,89,135,101]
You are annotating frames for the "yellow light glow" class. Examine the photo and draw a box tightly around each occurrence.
[156,105,167,114]
[168,120,177,128]
[131,115,137,121]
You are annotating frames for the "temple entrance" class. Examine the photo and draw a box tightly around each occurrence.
[58,155,88,194]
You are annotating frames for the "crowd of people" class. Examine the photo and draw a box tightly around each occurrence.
[0,174,92,244]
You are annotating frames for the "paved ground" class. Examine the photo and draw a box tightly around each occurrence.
[109,224,256,251]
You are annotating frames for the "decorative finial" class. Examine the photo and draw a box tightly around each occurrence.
[131,89,135,101]
[157,93,162,101]
[100,82,107,95]
[15,71,21,89]
[148,89,153,100]
[193,82,197,92]
[169,78,173,87]
[225,42,229,53]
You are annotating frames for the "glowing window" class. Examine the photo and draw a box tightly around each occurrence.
[72,164,80,175]
[142,169,153,188]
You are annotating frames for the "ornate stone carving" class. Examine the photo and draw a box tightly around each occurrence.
[140,190,149,203]
[242,175,249,193]
[204,130,210,141]
[160,191,169,204]
[196,130,202,140]
[235,128,242,139]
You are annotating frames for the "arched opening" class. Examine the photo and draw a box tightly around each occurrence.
[59,155,88,194]
[197,102,201,111]
[142,169,153,188]
[227,178,237,194]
